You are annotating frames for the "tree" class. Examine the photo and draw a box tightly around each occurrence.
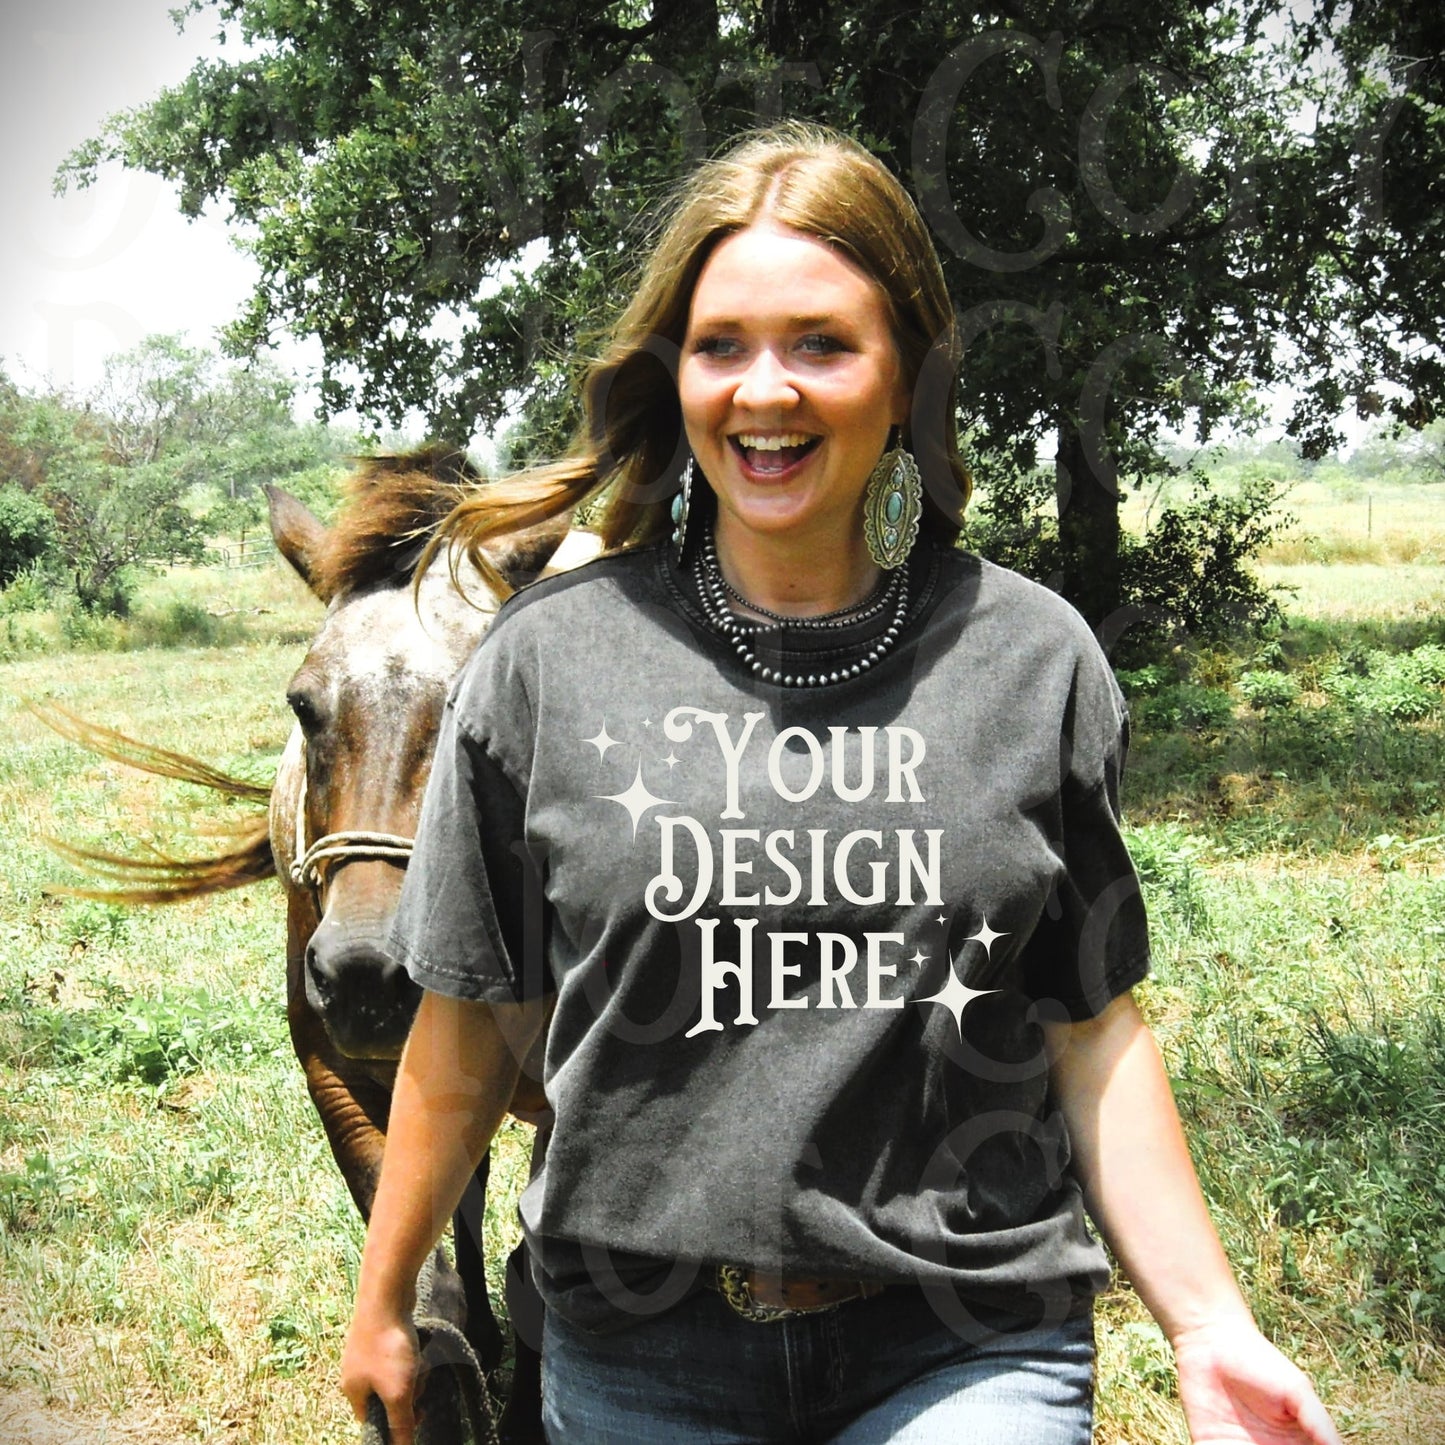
[61,0,1445,629]
[91,334,295,480]
[5,391,206,614]
[0,340,347,614]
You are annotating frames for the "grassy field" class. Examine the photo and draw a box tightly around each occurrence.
[1,488,1443,1442]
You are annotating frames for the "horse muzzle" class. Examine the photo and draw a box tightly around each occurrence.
[304,915,422,1058]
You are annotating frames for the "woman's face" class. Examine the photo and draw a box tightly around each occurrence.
[678,223,909,555]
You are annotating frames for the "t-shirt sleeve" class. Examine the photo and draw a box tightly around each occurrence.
[1016,638,1151,1020]
[388,688,553,1004]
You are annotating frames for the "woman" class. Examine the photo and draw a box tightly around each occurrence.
[341,123,1339,1445]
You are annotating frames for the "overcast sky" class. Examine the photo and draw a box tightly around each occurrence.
[0,0,313,402]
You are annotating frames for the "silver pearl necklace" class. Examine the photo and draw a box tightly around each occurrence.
[695,529,909,688]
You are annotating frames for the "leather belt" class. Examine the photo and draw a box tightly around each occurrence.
[710,1265,887,1323]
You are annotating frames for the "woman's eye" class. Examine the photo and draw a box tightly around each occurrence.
[798,333,844,356]
[692,335,741,358]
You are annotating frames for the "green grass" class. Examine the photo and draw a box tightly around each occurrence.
[0,555,320,663]
[2,527,1444,1441]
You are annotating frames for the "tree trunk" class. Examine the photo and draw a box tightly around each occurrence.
[1055,419,1121,631]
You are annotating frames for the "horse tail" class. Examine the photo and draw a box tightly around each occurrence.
[29,701,278,904]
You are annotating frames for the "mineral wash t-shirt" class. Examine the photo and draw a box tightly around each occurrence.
[389,542,1150,1332]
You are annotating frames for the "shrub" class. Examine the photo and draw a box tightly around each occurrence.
[1131,682,1235,733]
[1118,476,1291,658]
[1115,663,1173,698]
[1321,650,1443,720]
[126,599,246,650]
[0,560,54,615]
[966,468,1290,663]
[1238,670,1300,710]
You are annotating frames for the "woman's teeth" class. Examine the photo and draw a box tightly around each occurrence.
[732,434,817,472]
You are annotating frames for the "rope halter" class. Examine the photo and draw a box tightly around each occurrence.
[289,768,415,893]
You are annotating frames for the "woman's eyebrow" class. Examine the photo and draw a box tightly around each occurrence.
[687,311,845,329]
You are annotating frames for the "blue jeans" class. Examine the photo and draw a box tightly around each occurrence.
[541,1284,1094,1443]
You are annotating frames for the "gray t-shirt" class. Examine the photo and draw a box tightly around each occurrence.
[390,542,1150,1333]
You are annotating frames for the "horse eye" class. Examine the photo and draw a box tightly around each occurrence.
[287,689,323,733]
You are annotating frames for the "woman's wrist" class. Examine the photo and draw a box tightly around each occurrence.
[1163,1297,1258,1353]
[354,1247,420,1324]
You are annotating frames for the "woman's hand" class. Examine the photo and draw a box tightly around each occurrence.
[337,991,549,1438]
[340,1305,423,1445]
[1046,995,1340,1444]
[1173,1320,1342,1445]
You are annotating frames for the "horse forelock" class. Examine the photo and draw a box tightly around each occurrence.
[313,447,484,602]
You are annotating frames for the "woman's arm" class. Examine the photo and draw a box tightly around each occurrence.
[340,988,550,1445]
[1045,992,1341,1445]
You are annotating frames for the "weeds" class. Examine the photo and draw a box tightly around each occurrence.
[1122,619,1445,853]
[1,976,289,1089]
[1175,994,1445,1362]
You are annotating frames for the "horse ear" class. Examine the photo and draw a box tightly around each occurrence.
[265,485,333,602]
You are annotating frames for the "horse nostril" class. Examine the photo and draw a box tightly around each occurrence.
[304,918,420,1055]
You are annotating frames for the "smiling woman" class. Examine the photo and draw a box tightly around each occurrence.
[678,223,907,613]
[339,123,1340,1445]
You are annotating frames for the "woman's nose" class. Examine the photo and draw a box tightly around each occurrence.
[734,349,797,409]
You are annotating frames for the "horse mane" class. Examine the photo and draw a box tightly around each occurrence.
[314,445,574,600]
[314,445,483,600]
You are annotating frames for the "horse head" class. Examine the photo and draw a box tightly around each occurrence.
[264,452,570,1065]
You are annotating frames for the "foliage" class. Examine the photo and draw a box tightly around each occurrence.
[89,333,286,467]
[0,482,55,585]
[57,0,1445,625]
[967,465,1289,658]
[3,975,288,1089]
[1122,615,1445,857]
[1334,420,1445,488]
[0,387,204,614]
[1288,2,1445,443]
[1118,477,1291,653]
[1130,681,1236,733]
[1178,992,1445,1354]
[1320,646,1445,721]
[1236,669,1299,710]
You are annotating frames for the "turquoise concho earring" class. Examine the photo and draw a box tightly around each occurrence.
[863,446,922,570]
[671,457,695,564]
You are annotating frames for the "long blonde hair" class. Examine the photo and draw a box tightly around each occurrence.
[437,122,969,595]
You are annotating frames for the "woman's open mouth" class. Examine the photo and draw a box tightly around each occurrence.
[730,432,820,476]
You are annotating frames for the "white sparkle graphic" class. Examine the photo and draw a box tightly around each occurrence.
[642,718,652,728]
[908,949,928,968]
[916,964,1000,1038]
[584,724,619,759]
[663,752,680,768]
[935,914,948,927]
[597,764,675,838]
[963,916,1009,958]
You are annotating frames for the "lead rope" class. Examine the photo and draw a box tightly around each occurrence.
[289,767,416,892]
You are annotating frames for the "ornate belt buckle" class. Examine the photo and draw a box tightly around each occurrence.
[715,1265,799,1323]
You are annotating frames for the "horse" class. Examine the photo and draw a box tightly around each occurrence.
[43,448,589,1442]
